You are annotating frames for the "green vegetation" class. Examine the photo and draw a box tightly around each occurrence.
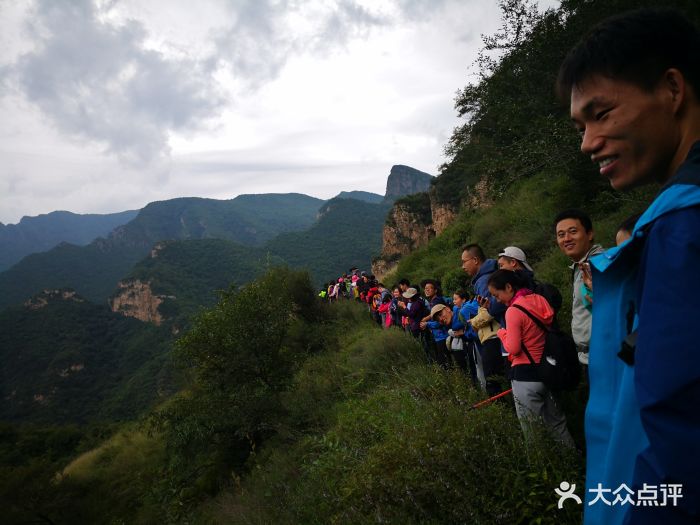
[6,1,700,523]
[392,0,697,312]
[0,240,149,309]
[0,293,177,424]
[269,198,391,285]
[335,190,385,203]
[122,193,324,248]
[1,276,583,524]
[391,192,433,226]
[123,238,285,324]
[0,193,324,310]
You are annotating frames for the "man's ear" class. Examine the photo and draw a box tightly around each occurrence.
[662,68,686,114]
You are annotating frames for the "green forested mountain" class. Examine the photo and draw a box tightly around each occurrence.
[0,193,324,310]
[0,240,149,310]
[0,290,177,424]
[268,197,391,284]
[7,1,697,522]
[117,193,324,248]
[0,209,139,271]
[334,190,384,203]
[120,238,285,323]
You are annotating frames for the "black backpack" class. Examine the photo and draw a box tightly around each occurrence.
[532,280,563,313]
[512,304,580,391]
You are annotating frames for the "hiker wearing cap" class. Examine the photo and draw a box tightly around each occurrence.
[498,246,563,319]
[420,279,451,369]
[433,291,484,386]
[553,209,604,366]
[462,243,508,397]
[497,246,534,274]
[397,286,428,341]
[487,269,575,448]
[559,9,700,523]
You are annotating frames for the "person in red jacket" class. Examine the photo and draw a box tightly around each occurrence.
[486,269,575,447]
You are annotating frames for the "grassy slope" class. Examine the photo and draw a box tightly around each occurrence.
[42,302,584,524]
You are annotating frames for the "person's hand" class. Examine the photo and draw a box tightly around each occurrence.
[477,295,490,310]
[419,321,427,330]
[581,261,593,291]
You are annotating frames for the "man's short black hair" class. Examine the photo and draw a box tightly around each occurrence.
[554,209,593,233]
[557,8,700,100]
[461,243,486,262]
[398,278,410,286]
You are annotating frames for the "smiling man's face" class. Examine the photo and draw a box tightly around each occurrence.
[556,218,594,262]
[570,74,679,190]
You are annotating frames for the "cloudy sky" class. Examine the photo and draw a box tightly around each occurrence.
[0,0,558,224]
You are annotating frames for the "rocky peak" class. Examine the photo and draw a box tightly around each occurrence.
[110,279,174,325]
[384,165,434,201]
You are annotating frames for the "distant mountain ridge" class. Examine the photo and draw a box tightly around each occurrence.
[0,166,432,311]
[0,209,138,271]
[0,193,323,310]
[334,191,384,203]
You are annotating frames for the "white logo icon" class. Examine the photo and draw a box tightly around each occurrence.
[556,481,582,509]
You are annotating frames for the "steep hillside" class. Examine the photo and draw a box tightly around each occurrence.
[0,210,139,271]
[376,0,687,290]
[0,193,323,310]
[111,239,285,325]
[117,193,324,247]
[0,290,176,424]
[0,240,148,310]
[268,198,391,284]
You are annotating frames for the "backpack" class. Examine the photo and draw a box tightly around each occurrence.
[512,304,580,391]
[532,280,563,313]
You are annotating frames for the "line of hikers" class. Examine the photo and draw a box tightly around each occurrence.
[323,8,700,524]
[320,208,643,450]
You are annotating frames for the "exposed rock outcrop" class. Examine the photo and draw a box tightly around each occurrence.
[110,279,173,325]
[384,165,434,201]
[429,189,459,236]
[372,195,435,279]
[24,289,84,310]
[466,175,494,210]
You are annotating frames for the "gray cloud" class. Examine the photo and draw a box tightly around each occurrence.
[8,0,224,165]
[213,0,389,88]
[3,0,461,166]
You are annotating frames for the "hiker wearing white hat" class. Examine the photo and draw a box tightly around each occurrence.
[497,246,534,273]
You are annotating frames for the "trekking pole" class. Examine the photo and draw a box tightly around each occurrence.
[468,388,513,411]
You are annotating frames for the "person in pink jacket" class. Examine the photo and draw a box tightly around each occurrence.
[486,269,575,447]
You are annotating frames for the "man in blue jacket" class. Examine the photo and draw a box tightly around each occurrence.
[558,8,700,525]
[462,243,506,396]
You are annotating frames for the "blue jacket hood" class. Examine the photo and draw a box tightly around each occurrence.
[471,258,498,287]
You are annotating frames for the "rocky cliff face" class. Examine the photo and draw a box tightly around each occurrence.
[429,189,459,236]
[372,198,435,279]
[384,165,434,201]
[110,279,171,325]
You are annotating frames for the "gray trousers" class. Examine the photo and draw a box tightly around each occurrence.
[511,379,575,448]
